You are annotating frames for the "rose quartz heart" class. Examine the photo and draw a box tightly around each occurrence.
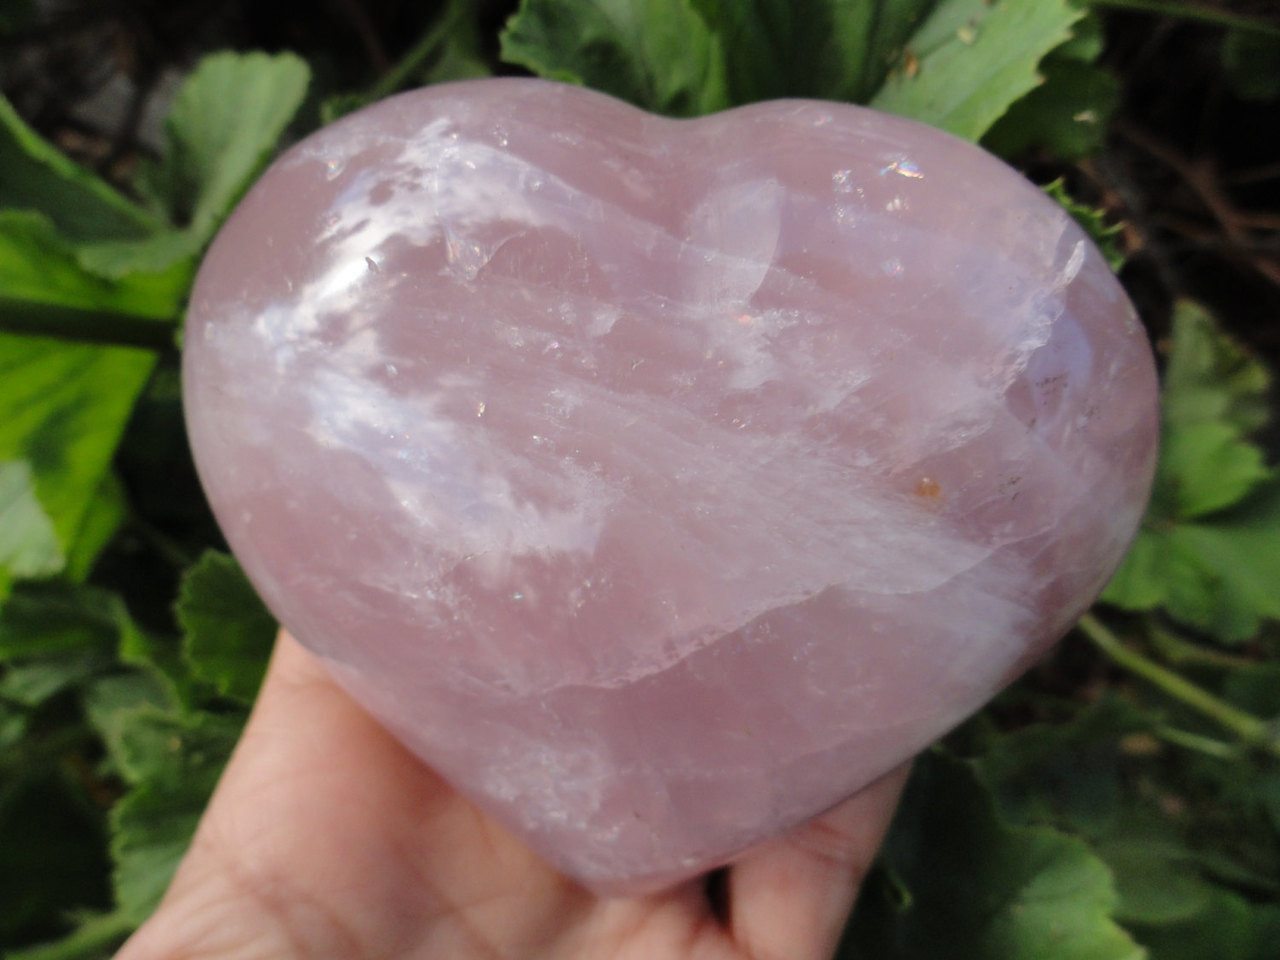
[184,78,1158,893]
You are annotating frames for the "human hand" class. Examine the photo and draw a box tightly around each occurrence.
[118,631,909,960]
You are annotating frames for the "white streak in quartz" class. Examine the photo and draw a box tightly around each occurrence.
[299,119,1075,447]
[234,148,1090,668]
[283,323,1027,673]
[223,269,1047,694]
[300,363,617,569]
[681,178,784,313]
[587,306,622,337]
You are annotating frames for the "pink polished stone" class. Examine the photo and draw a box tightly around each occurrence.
[184,78,1158,892]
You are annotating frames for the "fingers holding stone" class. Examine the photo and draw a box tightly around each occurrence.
[723,763,911,960]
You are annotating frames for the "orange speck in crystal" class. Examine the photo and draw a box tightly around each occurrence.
[915,477,942,499]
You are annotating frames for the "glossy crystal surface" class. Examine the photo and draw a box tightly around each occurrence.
[184,79,1159,892]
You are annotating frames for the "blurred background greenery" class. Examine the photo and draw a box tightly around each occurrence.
[1,1,1278,957]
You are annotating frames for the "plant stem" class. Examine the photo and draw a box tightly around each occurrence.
[1146,621,1257,669]
[1078,612,1280,758]
[367,2,467,103]
[1154,725,1243,759]
[1086,0,1280,37]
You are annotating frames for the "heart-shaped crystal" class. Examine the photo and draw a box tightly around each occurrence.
[184,79,1158,893]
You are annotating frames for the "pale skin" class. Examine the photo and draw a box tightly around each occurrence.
[118,632,909,960]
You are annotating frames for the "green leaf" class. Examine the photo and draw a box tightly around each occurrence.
[116,629,193,710]
[1107,481,1280,642]
[1095,835,1216,926]
[988,724,1280,947]
[1101,532,1165,611]
[148,51,311,244]
[0,582,122,661]
[1054,8,1105,61]
[1042,179,1126,270]
[1167,733,1280,897]
[1129,890,1280,960]
[984,13,1117,161]
[1158,422,1271,519]
[972,697,1149,833]
[500,0,731,116]
[106,706,243,922]
[0,701,24,749]
[0,654,106,706]
[0,461,63,591]
[1161,302,1270,436]
[0,332,156,581]
[422,36,493,85]
[984,48,1120,160]
[318,92,368,126]
[688,0,938,104]
[321,0,493,123]
[967,684,1277,938]
[177,551,276,705]
[78,52,310,283]
[843,751,1142,959]
[85,700,240,933]
[500,0,1090,139]
[411,0,495,87]
[871,0,1084,141]
[83,673,178,776]
[62,472,127,582]
[0,211,187,326]
[105,588,206,711]
[0,95,160,242]
[1222,662,1280,718]
[381,0,495,100]
[0,769,111,945]
[1103,303,1278,641]
[3,910,135,960]
[1222,29,1280,102]
[75,230,203,283]
[111,780,207,927]
[1259,770,1280,838]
